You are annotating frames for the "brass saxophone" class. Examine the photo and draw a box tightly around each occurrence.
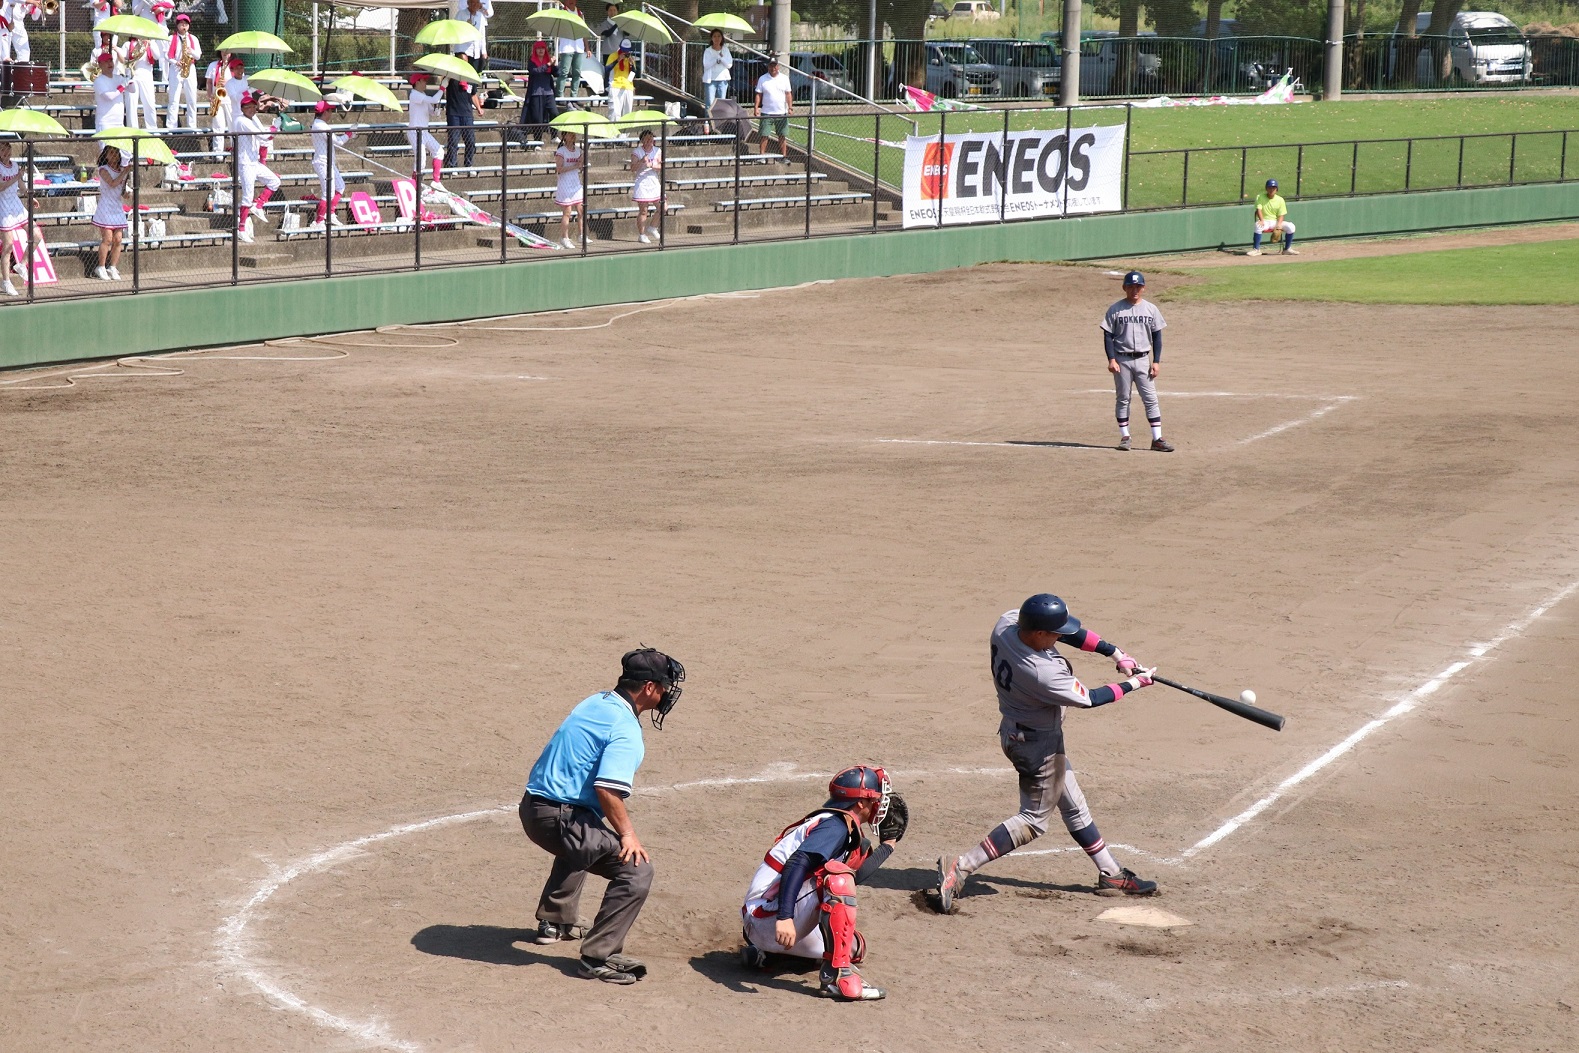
[178,35,194,79]
[43,0,60,14]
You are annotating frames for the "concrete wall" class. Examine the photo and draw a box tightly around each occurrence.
[6,180,1577,371]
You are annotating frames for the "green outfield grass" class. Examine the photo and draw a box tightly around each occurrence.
[805,95,1579,208]
[1157,238,1579,305]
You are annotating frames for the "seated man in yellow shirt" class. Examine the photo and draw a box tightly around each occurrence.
[1250,178,1297,256]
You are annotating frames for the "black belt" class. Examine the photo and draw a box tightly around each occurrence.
[1117,351,1149,357]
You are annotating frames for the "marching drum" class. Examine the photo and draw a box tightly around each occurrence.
[0,62,50,96]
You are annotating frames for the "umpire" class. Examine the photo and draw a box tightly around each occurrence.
[519,647,686,984]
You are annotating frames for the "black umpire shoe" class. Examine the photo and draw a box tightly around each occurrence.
[1095,867,1160,896]
[579,956,642,984]
[533,921,586,945]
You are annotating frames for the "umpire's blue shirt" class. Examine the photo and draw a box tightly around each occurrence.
[525,691,646,816]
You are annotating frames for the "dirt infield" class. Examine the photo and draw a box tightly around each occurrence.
[4,263,1577,1053]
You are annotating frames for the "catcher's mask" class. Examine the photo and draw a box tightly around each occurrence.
[620,647,686,730]
[825,765,891,824]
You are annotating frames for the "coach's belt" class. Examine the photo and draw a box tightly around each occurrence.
[1117,351,1148,357]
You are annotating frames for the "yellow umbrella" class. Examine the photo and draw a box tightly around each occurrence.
[610,10,675,44]
[414,53,485,86]
[93,127,177,164]
[95,14,169,39]
[550,109,618,139]
[248,68,323,102]
[692,12,755,35]
[329,74,404,113]
[0,107,71,137]
[616,108,674,131]
[415,18,480,46]
[525,8,591,38]
[216,31,293,54]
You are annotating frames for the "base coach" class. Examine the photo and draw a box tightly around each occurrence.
[519,647,686,984]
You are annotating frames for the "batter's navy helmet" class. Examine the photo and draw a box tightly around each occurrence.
[1018,594,1081,635]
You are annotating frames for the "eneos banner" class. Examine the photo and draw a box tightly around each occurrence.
[901,123,1126,228]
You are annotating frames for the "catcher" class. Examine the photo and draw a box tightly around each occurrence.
[739,765,908,1002]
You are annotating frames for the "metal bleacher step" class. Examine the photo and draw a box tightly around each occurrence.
[712,192,872,211]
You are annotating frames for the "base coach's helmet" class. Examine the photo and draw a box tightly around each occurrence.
[1018,593,1081,635]
[825,765,892,823]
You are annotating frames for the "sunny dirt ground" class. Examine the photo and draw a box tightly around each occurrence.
[4,260,1578,1053]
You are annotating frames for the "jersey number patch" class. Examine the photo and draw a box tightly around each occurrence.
[990,642,1012,692]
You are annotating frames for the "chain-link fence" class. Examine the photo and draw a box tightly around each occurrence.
[5,108,1577,307]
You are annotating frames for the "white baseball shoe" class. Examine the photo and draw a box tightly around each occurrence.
[1246,248,1262,256]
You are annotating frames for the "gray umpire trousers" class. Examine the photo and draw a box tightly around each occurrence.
[520,793,654,963]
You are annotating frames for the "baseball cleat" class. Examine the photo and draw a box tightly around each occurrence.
[1117,436,1131,451]
[935,856,966,914]
[1096,867,1159,897]
[741,942,770,970]
[579,957,640,984]
[821,965,886,1001]
[1246,248,1262,256]
[533,921,586,944]
[1150,438,1175,453]
[1282,247,1300,255]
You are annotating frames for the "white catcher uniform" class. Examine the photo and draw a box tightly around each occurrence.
[741,810,860,959]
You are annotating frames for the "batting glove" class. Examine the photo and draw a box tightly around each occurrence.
[1113,649,1138,676]
[1122,667,1156,692]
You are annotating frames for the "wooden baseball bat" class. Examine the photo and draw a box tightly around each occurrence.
[1151,674,1285,732]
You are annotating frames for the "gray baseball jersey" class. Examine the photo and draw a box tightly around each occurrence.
[990,611,1095,733]
[1101,298,1166,357]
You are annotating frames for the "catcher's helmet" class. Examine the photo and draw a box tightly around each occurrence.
[825,765,892,823]
[1018,593,1081,635]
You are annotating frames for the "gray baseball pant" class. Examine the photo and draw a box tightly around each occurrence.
[520,793,654,962]
[956,718,1098,874]
[1112,352,1160,426]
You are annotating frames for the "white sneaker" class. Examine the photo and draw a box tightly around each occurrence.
[108,266,122,281]
[95,265,110,280]
[561,236,577,250]
[2,279,18,296]
[237,227,254,245]
[329,214,347,227]
[251,209,271,226]
[1246,248,1262,256]
[638,232,651,244]
[646,225,660,240]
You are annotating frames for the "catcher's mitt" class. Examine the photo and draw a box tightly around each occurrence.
[876,793,909,843]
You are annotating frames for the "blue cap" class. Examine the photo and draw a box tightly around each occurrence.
[1265,178,1278,188]
[1123,270,1145,286]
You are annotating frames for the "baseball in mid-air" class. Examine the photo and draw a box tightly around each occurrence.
[1240,689,1258,705]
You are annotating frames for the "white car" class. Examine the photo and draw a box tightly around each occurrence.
[949,1,1001,21]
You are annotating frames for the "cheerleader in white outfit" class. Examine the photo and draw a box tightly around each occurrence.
[629,128,662,244]
[405,71,445,184]
[92,145,129,280]
[0,139,27,296]
[553,128,583,250]
[310,98,354,227]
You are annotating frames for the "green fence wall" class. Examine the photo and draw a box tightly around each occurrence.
[6,180,1577,371]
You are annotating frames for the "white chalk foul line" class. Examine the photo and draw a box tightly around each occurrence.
[1234,396,1358,447]
[1181,577,1579,859]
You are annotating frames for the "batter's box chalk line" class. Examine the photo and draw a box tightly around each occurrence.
[216,576,1575,1051]
[876,392,1360,451]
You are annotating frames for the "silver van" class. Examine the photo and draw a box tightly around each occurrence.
[1394,11,1532,85]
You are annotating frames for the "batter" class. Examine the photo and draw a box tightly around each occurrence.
[935,594,1161,913]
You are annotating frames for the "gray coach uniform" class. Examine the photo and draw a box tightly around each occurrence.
[1101,271,1173,453]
